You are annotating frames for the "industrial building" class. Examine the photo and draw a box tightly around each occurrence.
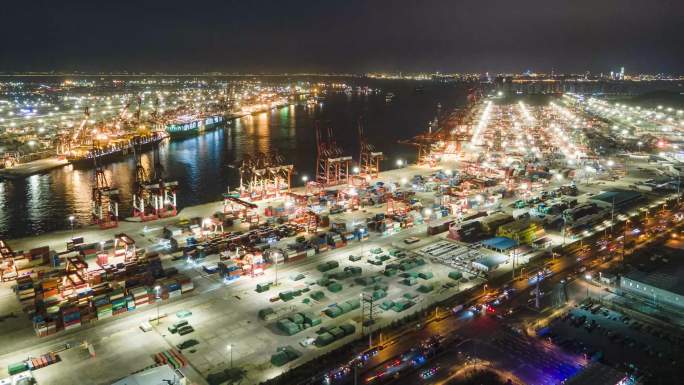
[471,254,509,273]
[110,365,186,385]
[589,190,643,210]
[619,259,684,313]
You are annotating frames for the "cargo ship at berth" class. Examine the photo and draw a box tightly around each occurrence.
[66,132,167,168]
[165,114,225,139]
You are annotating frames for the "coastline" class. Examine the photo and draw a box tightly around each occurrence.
[0,102,296,180]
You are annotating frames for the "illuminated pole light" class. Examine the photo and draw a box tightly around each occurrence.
[154,285,161,325]
[227,344,233,369]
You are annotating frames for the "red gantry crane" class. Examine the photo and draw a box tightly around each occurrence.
[358,118,383,179]
[238,152,293,200]
[314,121,352,186]
[91,155,119,229]
[132,141,178,221]
[399,87,482,164]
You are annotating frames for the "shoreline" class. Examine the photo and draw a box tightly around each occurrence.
[5,163,423,252]
[0,102,297,180]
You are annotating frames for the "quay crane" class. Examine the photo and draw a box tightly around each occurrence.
[67,106,92,152]
[132,141,178,221]
[91,155,119,229]
[238,152,293,200]
[357,118,383,179]
[314,121,352,186]
[399,87,482,165]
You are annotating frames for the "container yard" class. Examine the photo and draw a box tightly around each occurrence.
[0,91,681,385]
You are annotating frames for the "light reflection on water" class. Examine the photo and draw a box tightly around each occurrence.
[0,84,464,238]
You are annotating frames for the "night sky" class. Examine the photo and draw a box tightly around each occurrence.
[2,0,683,74]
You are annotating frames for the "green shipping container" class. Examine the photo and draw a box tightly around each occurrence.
[315,332,335,346]
[329,327,345,339]
[256,283,271,293]
[290,313,305,324]
[448,271,463,280]
[339,323,356,336]
[258,308,275,320]
[327,282,343,293]
[8,362,28,375]
[418,272,434,280]
[324,306,343,318]
[346,298,361,309]
[372,290,387,300]
[279,291,294,301]
[271,351,290,366]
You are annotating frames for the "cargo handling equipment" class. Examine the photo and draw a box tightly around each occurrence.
[237,151,293,201]
[91,155,119,229]
[399,87,482,166]
[132,140,178,221]
[357,117,383,179]
[314,121,352,187]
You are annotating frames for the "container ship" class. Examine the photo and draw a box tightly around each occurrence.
[67,132,167,168]
[165,114,225,139]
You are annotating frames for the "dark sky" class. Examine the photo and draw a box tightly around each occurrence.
[2,0,683,74]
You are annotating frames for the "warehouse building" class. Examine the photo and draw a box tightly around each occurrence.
[111,366,187,385]
[619,260,684,314]
[471,254,508,273]
[481,236,517,252]
[496,219,545,245]
[589,190,643,210]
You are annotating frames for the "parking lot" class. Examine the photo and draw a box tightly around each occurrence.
[542,300,684,381]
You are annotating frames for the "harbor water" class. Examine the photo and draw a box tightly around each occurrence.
[0,81,469,238]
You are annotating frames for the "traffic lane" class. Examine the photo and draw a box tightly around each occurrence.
[325,200,681,384]
[471,324,585,385]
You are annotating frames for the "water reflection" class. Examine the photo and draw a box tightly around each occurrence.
[0,84,462,238]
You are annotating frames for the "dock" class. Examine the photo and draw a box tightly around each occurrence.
[0,157,69,179]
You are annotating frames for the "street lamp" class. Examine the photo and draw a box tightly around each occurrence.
[301,175,308,183]
[272,250,282,286]
[154,285,161,325]
[396,159,403,167]
[68,215,75,232]
[352,166,360,174]
[227,344,233,369]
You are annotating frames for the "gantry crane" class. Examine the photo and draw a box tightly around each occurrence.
[358,118,383,179]
[238,152,293,200]
[91,155,119,229]
[69,106,91,152]
[132,143,158,221]
[399,88,481,164]
[315,121,352,186]
[132,141,178,221]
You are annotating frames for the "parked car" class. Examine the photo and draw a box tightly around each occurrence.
[177,339,199,350]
